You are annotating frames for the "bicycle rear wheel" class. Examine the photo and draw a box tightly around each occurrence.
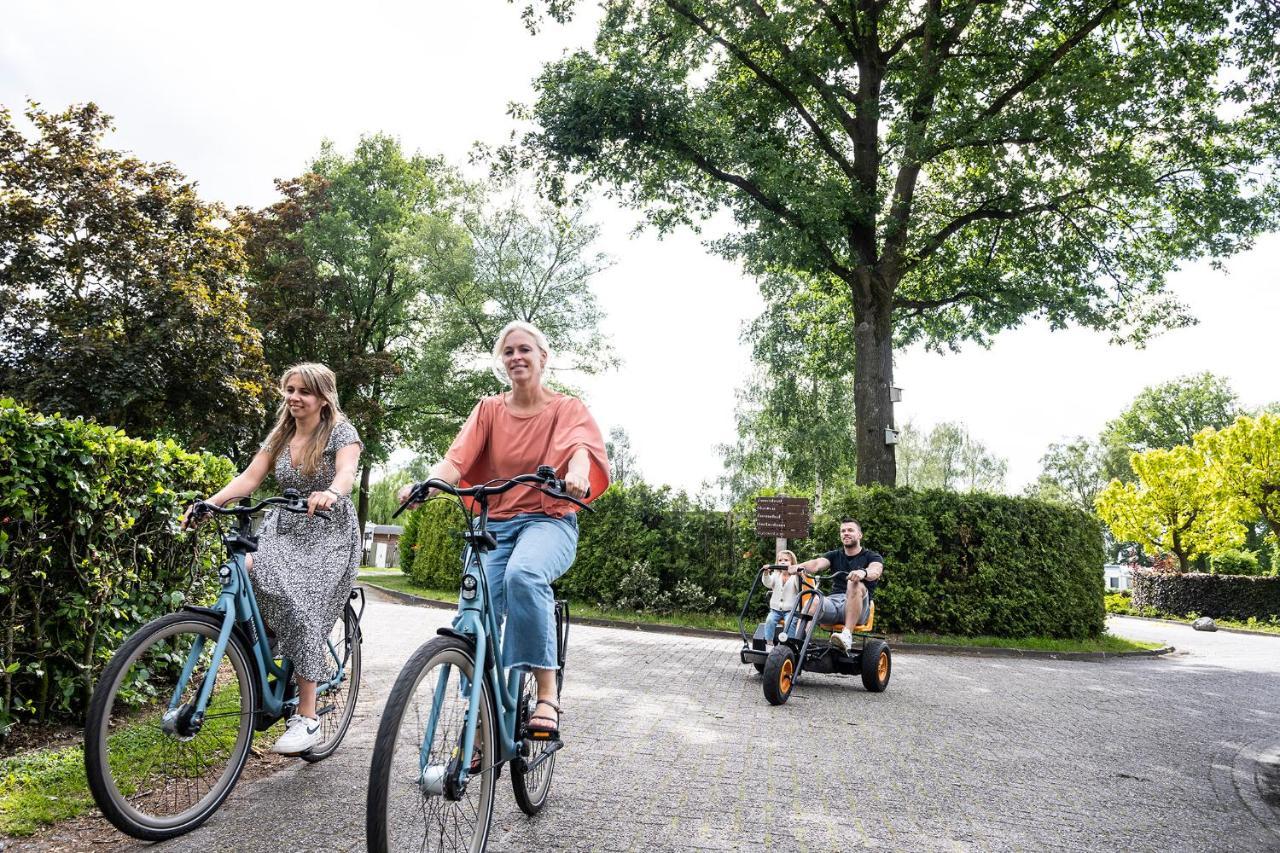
[366,635,497,853]
[84,610,257,841]
[510,670,557,815]
[301,599,362,762]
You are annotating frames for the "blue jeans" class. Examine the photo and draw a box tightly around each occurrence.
[479,512,578,670]
[763,608,795,643]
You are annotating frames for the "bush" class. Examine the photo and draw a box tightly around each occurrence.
[0,400,233,733]
[1105,590,1133,614]
[398,507,422,579]
[407,500,465,591]
[1209,549,1263,576]
[566,481,1105,639]
[1130,569,1280,620]
[608,561,670,613]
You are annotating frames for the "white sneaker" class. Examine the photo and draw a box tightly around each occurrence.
[833,629,854,652]
[272,714,321,754]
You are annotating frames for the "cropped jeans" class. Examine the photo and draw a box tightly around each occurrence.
[478,512,578,671]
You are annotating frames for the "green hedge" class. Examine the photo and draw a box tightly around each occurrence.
[396,481,1105,639]
[400,499,466,590]
[0,400,233,733]
[1130,569,1280,619]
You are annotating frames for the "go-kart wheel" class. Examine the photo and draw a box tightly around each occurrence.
[762,646,796,705]
[861,639,891,692]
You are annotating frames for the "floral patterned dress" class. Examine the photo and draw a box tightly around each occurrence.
[253,420,362,682]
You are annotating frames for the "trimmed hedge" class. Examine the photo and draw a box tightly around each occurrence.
[0,400,233,732]
[397,480,1105,639]
[1130,569,1280,620]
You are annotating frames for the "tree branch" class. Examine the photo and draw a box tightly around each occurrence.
[979,0,1122,121]
[666,137,853,280]
[665,0,861,187]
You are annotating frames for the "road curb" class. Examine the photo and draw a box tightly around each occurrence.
[1110,613,1280,638]
[360,581,1174,661]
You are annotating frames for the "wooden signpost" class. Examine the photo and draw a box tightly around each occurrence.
[754,496,811,554]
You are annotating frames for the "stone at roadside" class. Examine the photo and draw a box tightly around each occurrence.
[1192,616,1218,632]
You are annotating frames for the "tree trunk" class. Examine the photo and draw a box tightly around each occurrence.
[851,278,897,486]
[357,463,371,534]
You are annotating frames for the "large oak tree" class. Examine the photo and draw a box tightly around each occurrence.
[511,0,1280,484]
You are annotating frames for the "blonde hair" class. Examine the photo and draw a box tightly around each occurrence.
[262,363,347,477]
[776,549,798,566]
[491,320,551,385]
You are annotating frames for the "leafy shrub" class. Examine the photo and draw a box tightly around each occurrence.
[1130,568,1280,620]
[1105,591,1133,614]
[0,400,233,733]
[407,500,465,591]
[1209,548,1263,576]
[398,507,422,578]
[564,481,1105,639]
[671,579,717,613]
[608,561,671,613]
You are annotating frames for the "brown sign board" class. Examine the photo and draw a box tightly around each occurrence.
[754,496,811,539]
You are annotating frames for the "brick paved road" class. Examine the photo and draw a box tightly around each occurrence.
[80,596,1280,852]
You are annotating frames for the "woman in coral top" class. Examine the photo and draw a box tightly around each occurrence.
[400,321,609,739]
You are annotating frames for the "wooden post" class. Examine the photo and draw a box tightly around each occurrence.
[775,537,787,558]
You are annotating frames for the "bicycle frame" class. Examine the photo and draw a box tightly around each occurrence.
[171,518,363,731]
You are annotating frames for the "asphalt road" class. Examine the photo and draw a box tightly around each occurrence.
[27,596,1280,852]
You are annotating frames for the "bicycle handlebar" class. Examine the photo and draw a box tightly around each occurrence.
[393,466,592,519]
[189,490,330,524]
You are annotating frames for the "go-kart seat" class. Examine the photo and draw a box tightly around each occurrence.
[825,601,875,634]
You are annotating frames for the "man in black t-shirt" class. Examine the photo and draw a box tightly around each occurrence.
[792,518,884,652]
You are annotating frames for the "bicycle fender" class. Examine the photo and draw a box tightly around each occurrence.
[436,627,476,649]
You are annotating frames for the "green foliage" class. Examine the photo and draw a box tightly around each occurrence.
[895,421,1008,493]
[1101,372,1240,481]
[0,400,232,734]
[398,506,422,579]
[0,103,270,460]
[1131,569,1280,621]
[1208,549,1264,577]
[513,0,1280,484]
[365,470,414,525]
[810,485,1105,639]
[567,481,1103,639]
[403,500,465,591]
[1104,590,1133,615]
[239,135,472,523]
[1196,414,1280,545]
[1025,437,1106,513]
[718,272,857,503]
[1096,444,1246,571]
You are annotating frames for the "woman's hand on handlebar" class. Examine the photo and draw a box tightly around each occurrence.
[307,489,336,517]
[181,501,215,531]
[562,469,590,500]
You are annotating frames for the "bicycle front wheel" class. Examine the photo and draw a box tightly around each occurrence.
[301,599,362,762]
[84,610,257,841]
[366,635,497,853]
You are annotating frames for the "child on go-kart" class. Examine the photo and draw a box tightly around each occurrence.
[759,550,802,646]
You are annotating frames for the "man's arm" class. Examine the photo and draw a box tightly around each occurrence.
[849,560,884,585]
[795,556,832,575]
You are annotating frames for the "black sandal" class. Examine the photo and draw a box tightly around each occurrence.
[526,698,561,741]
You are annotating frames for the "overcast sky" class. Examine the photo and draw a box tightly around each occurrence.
[4,1,1276,495]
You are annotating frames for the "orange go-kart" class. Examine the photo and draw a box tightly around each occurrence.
[739,565,891,705]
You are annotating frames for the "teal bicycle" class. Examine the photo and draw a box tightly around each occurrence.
[83,492,364,841]
[366,466,589,853]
